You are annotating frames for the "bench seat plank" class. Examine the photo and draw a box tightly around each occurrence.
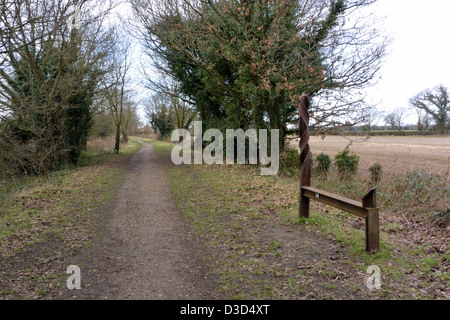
[302,186,369,218]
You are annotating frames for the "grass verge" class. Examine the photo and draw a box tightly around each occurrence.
[0,139,142,299]
[138,138,448,299]
[131,137,174,155]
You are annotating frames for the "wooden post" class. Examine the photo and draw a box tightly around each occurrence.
[362,188,377,208]
[366,209,380,253]
[299,94,311,219]
[363,188,380,253]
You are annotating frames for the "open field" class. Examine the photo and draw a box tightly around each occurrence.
[291,136,450,176]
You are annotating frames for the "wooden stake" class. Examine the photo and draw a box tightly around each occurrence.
[299,94,311,219]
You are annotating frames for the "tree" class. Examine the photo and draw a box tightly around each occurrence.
[415,108,425,132]
[120,100,138,143]
[393,107,408,131]
[123,104,140,141]
[384,107,408,131]
[360,106,382,132]
[170,85,198,131]
[103,38,134,153]
[0,0,118,173]
[144,93,176,139]
[384,113,396,130]
[131,0,388,149]
[423,113,432,131]
[414,107,432,132]
[409,85,450,134]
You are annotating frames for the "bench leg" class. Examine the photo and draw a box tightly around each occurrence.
[299,189,310,219]
[365,209,380,253]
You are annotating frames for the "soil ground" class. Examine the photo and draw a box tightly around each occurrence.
[291,136,450,176]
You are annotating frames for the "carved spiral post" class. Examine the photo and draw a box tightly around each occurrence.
[299,94,311,219]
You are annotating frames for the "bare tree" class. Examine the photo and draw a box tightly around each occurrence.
[423,113,432,131]
[393,107,409,131]
[415,107,426,131]
[384,113,396,130]
[361,106,383,132]
[120,99,137,143]
[385,107,408,131]
[165,80,197,130]
[102,38,134,153]
[409,85,450,134]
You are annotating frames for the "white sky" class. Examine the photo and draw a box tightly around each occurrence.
[365,0,450,123]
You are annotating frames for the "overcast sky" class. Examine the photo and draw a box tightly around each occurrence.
[365,0,450,122]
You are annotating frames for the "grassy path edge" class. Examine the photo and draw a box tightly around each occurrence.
[0,140,142,299]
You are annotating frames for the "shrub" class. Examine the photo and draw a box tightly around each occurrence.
[279,147,301,177]
[334,144,360,178]
[403,170,436,202]
[369,162,383,186]
[315,153,332,174]
[279,147,314,178]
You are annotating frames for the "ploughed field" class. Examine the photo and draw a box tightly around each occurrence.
[292,135,450,176]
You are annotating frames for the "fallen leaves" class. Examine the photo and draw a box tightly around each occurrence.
[0,161,125,299]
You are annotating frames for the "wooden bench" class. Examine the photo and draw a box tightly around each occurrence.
[301,186,380,253]
[297,93,380,253]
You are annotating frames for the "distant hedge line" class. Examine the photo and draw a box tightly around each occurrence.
[330,131,449,137]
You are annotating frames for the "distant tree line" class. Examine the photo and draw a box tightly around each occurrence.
[143,79,197,140]
[345,85,450,135]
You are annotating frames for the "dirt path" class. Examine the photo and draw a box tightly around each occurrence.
[73,141,217,300]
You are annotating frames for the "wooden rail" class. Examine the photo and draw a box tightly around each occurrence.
[301,187,380,252]
[298,94,380,253]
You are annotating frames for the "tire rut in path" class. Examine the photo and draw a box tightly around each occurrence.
[76,141,217,300]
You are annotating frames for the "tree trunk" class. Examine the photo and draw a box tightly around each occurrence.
[114,125,121,154]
